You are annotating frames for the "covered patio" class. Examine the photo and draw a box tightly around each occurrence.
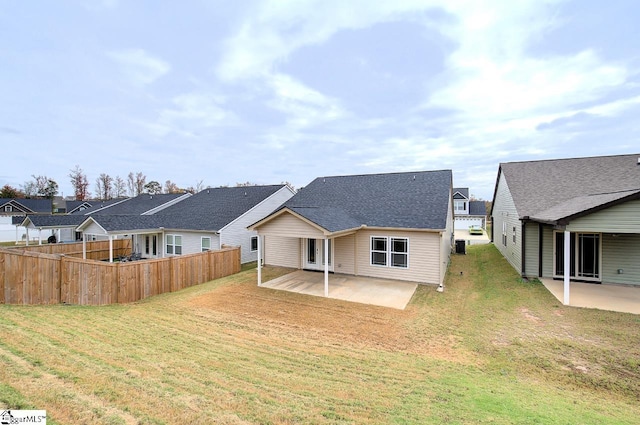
[540,278,640,314]
[260,270,418,310]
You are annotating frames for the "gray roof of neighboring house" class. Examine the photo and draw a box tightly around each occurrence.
[69,198,128,215]
[469,200,486,216]
[66,200,92,213]
[23,214,87,228]
[155,185,286,231]
[273,170,452,232]
[81,215,165,232]
[0,198,52,213]
[452,188,469,199]
[88,193,187,215]
[497,153,640,221]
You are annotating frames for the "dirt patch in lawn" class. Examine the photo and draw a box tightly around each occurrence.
[187,281,473,363]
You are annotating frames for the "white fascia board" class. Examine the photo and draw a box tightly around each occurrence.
[220,186,293,233]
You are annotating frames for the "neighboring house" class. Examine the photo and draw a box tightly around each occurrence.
[249,170,454,286]
[491,153,640,293]
[452,187,487,230]
[0,198,52,242]
[16,193,191,245]
[76,185,295,263]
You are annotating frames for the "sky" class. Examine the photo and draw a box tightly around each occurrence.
[1,0,639,201]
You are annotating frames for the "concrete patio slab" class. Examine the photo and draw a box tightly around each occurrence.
[260,270,419,310]
[541,278,640,315]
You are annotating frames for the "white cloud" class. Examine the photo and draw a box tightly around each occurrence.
[107,48,171,86]
[151,93,236,138]
[266,73,347,129]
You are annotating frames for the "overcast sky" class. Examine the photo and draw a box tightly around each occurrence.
[1,0,639,200]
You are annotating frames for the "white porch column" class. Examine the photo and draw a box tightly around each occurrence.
[109,235,114,263]
[563,230,570,305]
[82,234,87,260]
[26,227,29,246]
[38,229,42,245]
[324,237,329,297]
[257,234,262,287]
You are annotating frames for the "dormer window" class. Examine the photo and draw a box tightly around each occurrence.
[454,200,467,212]
[4,205,12,212]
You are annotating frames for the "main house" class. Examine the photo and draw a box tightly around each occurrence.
[491,153,640,301]
[249,170,454,289]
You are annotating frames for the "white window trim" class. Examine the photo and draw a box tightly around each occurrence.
[4,205,12,212]
[166,234,183,255]
[201,236,211,252]
[370,236,409,269]
[250,236,258,252]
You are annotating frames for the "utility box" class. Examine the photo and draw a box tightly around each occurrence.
[455,239,466,254]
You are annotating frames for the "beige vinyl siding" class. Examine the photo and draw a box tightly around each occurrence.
[257,211,325,239]
[81,221,107,236]
[334,233,355,274]
[601,233,640,286]
[492,172,522,274]
[567,200,640,233]
[523,221,540,278]
[355,229,441,284]
[264,235,300,268]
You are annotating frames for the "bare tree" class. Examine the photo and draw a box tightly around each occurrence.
[236,181,257,187]
[185,180,205,194]
[113,176,127,198]
[95,173,113,200]
[20,180,37,197]
[26,175,58,199]
[68,165,89,201]
[127,171,147,196]
[164,180,180,194]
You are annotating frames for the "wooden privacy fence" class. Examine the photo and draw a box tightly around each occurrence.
[0,246,241,305]
[9,239,132,261]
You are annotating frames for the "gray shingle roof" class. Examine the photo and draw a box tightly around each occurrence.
[469,200,486,216]
[452,188,469,199]
[277,170,452,232]
[23,214,86,228]
[90,194,187,215]
[499,153,640,221]
[0,198,52,213]
[69,198,128,215]
[156,185,285,231]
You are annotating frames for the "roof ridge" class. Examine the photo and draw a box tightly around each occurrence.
[501,152,640,166]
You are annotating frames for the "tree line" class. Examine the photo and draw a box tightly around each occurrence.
[0,165,207,201]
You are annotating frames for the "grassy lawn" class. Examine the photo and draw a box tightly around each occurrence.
[0,244,638,424]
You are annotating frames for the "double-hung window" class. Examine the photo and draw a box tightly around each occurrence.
[201,237,211,252]
[371,236,409,268]
[166,234,182,255]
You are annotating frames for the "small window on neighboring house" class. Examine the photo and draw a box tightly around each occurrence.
[454,201,467,212]
[201,237,211,252]
[166,234,182,255]
[250,236,258,252]
[4,205,12,212]
[512,226,517,243]
[502,222,507,246]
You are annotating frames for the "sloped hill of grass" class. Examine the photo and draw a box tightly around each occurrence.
[0,244,638,424]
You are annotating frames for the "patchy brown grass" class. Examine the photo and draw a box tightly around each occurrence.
[0,245,638,424]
